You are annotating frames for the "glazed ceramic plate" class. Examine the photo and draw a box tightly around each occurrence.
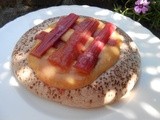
[0,5,160,120]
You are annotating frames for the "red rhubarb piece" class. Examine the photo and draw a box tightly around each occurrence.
[35,31,65,49]
[49,46,80,68]
[74,22,116,74]
[52,40,65,49]
[48,18,99,69]
[35,31,48,40]
[30,13,79,58]
[107,39,117,46]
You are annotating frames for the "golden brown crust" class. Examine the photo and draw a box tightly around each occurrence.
[11,16,141,108]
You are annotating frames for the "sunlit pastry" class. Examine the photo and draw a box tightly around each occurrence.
[11,13,141,108]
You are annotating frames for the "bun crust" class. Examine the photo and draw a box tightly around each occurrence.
[11,16,141,108]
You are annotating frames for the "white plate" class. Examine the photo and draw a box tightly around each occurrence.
[0,5,160,120]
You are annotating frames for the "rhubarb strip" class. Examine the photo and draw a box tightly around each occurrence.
[48,18,99,69]
[30,13,79,58]
[74,22,116,74]
[35,31,48,40]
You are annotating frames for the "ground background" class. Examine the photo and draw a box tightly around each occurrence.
[0,0,159,38]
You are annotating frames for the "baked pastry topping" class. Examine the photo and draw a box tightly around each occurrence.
[27,13,121,89]
[73,23,116,74]
[12,13,141,108]
[31,13,79,58]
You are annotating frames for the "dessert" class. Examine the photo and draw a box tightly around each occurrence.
[11,13,141,108]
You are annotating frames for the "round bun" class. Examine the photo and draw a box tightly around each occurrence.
[11,16,141,108]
